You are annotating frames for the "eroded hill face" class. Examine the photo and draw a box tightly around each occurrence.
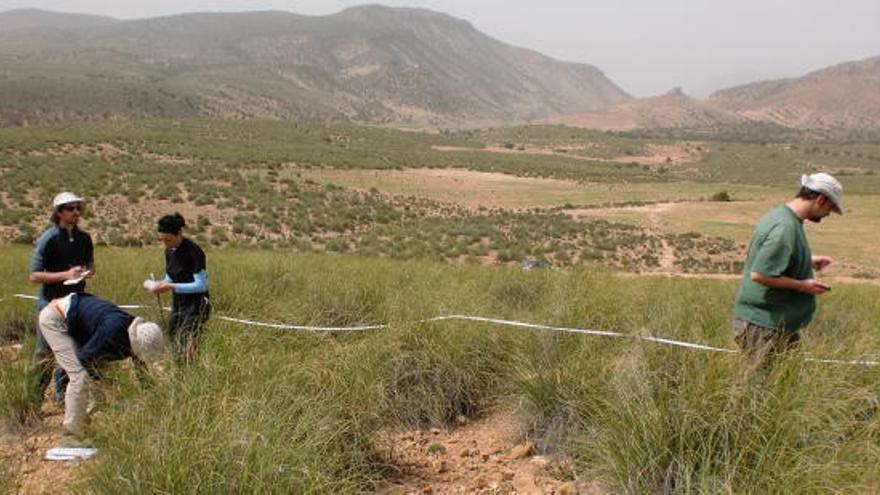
[540,88,749,131]
[542,57,880,134]
[710,56,880,130]
[0,6,630,128]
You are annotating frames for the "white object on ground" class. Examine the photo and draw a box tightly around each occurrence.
[45,447,98,461]
[63,270,91,286]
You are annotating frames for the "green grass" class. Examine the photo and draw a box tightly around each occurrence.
[2,247,880,492]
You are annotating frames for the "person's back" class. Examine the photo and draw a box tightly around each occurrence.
[65,293,135,364]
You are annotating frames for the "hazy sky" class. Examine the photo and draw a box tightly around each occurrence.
[2,0,878,97]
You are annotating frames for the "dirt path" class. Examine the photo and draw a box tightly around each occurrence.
[376,409,604,494]
[642,203,678,271]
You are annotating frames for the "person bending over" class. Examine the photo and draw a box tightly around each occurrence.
[39,293,163,443]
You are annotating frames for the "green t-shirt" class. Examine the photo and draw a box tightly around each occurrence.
[734,205,815,331]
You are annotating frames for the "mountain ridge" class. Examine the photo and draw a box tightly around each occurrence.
[0,6,630,127]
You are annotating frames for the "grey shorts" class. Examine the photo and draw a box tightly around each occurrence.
[732,317,801,355]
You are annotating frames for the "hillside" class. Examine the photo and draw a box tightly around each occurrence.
[710,56,880,130]
[540,57,880,135]
[0,6,630,127]
[0,8,118,31]
[540,87,748,131]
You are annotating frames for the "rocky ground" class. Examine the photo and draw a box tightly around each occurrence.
[375,409,604,494]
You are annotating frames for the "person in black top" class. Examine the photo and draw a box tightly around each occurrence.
[29,191,95,402]
[148,213,210,362]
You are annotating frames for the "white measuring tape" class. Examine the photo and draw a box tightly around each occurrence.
[6,294,877,366]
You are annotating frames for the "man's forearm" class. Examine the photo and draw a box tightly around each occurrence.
[750,272,804,291]
[29,271,69,284]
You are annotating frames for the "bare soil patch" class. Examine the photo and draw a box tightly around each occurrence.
[431,143,700,167]
[300,167,587,210]
[376,409,604,494]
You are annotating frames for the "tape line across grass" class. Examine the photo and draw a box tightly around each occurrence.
[6,293,877,366]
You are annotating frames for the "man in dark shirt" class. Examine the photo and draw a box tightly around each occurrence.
[39,293,163,439]
[29,192,95,402]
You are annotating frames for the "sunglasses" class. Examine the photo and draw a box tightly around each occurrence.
[61,204,83,212]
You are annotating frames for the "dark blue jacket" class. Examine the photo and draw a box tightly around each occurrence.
[64,293,135,367]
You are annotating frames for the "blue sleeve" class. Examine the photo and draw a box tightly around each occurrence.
[164,274,173,283]
[30,232,51,272]
[172,269,208,294]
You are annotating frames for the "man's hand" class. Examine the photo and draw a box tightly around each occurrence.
[800,278,831,295]
[811,255,833,271]
[65,266,86,281]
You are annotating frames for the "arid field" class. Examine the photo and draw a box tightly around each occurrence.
[2,120,880,493]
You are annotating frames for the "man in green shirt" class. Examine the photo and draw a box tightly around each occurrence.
[733,172,843,358]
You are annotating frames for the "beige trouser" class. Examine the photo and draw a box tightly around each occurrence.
[38,302,90,436]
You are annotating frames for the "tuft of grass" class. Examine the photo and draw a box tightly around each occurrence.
[0,342,42,430]
[426,442,446,455]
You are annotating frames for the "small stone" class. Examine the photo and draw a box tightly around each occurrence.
[513,469,539,494]
[529,455,549,468]
[473,475,488,489]
[481,453,491,462]
[455,414,469,425]
[508,441,535,459]
[501,471,516,481]
[432,459,447,473]
[430,428,442,435]
[557,482,578,495]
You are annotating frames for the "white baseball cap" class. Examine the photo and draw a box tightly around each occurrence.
[52,192,85,209]
[801,173,843,214]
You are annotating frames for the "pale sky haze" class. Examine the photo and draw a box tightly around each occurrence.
[1,0,877,97]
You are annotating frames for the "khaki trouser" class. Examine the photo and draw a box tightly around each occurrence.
[38,302,90,436]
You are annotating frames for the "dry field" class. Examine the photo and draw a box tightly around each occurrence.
[296,167,772,210]
[432,141,701,168]
[296,167,880,277]
[574,194,880,279]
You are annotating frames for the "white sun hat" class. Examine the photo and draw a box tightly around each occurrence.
[127,317,165,363]
[801,173,843,214]
[52,192,86,208]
